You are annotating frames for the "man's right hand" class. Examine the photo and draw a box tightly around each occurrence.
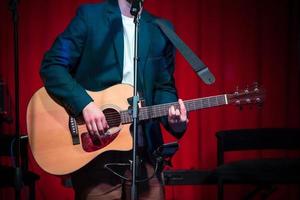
[82,102,109,139]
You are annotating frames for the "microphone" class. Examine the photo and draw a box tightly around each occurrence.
[130,0,144,17]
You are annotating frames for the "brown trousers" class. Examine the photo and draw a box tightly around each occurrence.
[71,151,164,200]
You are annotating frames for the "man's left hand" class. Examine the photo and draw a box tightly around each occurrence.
[168,99,188,132]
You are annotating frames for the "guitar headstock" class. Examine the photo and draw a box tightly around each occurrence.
[227,83,265,107]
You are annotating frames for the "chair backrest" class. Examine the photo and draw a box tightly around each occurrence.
[0,134,29,171]
[216,128,300,165]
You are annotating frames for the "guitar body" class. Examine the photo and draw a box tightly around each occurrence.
[26,84,133,175]
[27,82,264,175]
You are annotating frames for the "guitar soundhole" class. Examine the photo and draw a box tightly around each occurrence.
[103,108,121,128]
[81,107,121,153]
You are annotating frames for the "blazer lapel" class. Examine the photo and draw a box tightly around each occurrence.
[106,0,124,73]
[113,24,124,71]
[138,13,152,90]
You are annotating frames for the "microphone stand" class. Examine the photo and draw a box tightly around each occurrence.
[130,1,143,200]
[9,0,22,199]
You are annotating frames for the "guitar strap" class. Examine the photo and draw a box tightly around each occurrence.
[153,19,215,85]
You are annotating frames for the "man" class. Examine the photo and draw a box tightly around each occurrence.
[40,0,188,199]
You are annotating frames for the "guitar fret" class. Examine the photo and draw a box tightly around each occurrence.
[120,95,227,124]
[211,97,215,106]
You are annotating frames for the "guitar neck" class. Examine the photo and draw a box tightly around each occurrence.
[120,94,228,124]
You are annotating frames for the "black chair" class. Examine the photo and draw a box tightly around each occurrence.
[0,134,39,200]
[215,128,300,200]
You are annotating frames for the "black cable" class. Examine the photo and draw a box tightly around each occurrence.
[104,158,160,183]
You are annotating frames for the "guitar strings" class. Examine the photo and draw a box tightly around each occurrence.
[77,95,227,127]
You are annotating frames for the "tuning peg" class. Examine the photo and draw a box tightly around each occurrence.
[235,86,239,95]
[256,97,261,103]
[253,82,259,92]
[244,85,249,94]
[235,100,241,105]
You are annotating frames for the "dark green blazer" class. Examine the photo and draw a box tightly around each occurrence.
[40,0,184,153]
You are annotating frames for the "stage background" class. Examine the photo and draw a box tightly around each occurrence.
[0,0,299,199]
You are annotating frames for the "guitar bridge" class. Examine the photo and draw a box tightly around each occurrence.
[69,116,80,145]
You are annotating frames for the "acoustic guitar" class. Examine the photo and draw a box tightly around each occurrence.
[26,83,264,175]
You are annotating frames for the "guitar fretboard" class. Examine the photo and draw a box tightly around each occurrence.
[120,94,227,124]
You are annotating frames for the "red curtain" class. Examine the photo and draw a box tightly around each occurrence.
[0,0,299,199]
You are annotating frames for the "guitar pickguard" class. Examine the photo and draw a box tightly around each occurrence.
[81,127,120,152]
[80,106,123,152]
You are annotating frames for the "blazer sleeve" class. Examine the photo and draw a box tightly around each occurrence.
[40,6,93,117]
[153,20,186,139]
